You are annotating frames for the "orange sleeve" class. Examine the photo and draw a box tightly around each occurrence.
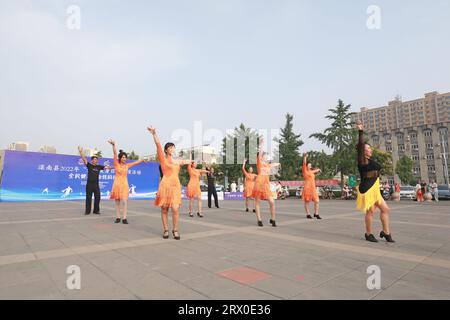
[156,142,165,166]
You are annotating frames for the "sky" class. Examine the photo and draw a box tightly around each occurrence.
[1,0,450,158]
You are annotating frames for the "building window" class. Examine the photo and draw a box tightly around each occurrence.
[426,143,434,149]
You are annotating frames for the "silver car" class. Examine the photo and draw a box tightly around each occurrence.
[399,186,416,200]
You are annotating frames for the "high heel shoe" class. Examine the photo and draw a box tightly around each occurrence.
[314,214,322,220]
[306,215,313,219]
[163,230,169,239]
[380,231,395,243]
[122,219,128,224]
[172,230,181,240]
[365,233,378,243]
[253,209,256,213]
[246,208,249,212]
[189,212,194,217]
[269,219,277,227]
[114,218,121,223]
[257,220,263,227]
[197,212,204,218]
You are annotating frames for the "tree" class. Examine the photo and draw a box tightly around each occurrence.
[304,151,336,180]
[219,124,260,186]
[128,150,139,160]
[372,148,394,177]
[395,155,414,185]
[94,150,102,158]
[310,99,356,186]
[276,113,303,180]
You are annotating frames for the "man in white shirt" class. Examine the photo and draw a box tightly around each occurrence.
[430,181,439,202]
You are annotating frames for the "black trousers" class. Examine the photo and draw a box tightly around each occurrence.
[208,187,219,208]
[85,183,101,213]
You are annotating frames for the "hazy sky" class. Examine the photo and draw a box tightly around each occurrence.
[1,0,449,158]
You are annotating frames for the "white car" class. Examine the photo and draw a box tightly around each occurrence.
[399,186,416,200]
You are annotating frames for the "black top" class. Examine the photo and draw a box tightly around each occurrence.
[206,172,216,189]
[86,163,105,184]
[357,130,381,194]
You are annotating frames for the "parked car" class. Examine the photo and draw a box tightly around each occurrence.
[399,186,416,200]
[437,185,450,200]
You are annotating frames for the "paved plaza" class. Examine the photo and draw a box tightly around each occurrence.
[0,199,449,300]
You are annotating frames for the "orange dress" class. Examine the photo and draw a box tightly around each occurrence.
[301,161,319,202]
[110,159,131,200]
[242,167,256,198]
[186,166,203,199]
[252,156,272,200]
[154,142,182,208]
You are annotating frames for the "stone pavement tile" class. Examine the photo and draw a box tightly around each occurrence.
[249,275,309,299]
[217,266,271,285]
[395,271,450,295]
[181,274,280,300]
[0,232,31,256]
[0,279,65,300]
[372,279,450,300]
[101,268,208,300]
[290,273,376,300]
[0,261,50,288]
[155,263,213,283]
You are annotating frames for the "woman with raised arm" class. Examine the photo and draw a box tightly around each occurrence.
[252,137,281,227]
[148,127,191,240]
[242,159,257,213]
[301,153,322,219]
[355,121,395,243]
[186,162,209,218]
[108,140,146,224]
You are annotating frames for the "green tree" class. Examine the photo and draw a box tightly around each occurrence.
[93,150,102,158]
[219,124,260,186]
[128,150,139,160]
[372,148,394,177]
[304,151,336,180]
[395,155,414,185]
[276,113,303,180]
[310,99,356,186]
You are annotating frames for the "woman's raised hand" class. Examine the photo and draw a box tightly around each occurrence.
[147,127,156,135]
[108,139,115,146]
[356,120,363,131]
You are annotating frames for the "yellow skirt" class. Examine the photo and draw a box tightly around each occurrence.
[356,178,383,213]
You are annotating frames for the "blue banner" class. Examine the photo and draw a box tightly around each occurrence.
[0,150,160,202]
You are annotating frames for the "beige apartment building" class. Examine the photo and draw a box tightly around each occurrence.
[351,91,450,185]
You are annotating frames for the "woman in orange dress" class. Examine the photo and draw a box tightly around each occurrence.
[301,153,322,219]
[242,159,257,213]
[108,139,146,224]
[186,162,209,218]
[148,127,191,240]
[252,137,281,227]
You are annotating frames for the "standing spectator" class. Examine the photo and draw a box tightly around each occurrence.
[430,180,439,202]
[230,181,237,192]
[415,181,424,202]
[395,182,401,194]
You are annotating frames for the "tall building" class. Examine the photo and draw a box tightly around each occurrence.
[8,141,29,151]
[351,91,450,185]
